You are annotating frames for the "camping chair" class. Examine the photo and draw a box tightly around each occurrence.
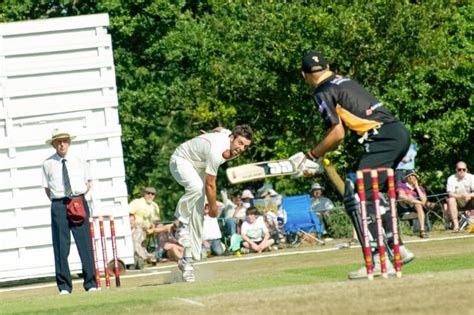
[282,194,325,245]
[424,188,450,229]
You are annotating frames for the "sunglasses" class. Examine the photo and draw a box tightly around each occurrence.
[145,192,155,195]
[457,168,466,172]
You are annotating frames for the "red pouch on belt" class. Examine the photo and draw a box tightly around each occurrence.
[67,197,86,224]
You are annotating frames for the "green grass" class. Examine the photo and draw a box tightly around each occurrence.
[1,236,473,314]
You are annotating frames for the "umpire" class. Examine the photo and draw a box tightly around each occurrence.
[42,130,97,294]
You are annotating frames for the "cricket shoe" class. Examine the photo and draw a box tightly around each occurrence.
[399,245,415,265]
[178,258,195,282]
[348,254,396,280]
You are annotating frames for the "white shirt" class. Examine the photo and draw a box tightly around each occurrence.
[202,215,222,241]
[311,197,335,212]
[172,130,231,176]
[241,216,268,242]
[42,153,91,199]
[447,173,474,194]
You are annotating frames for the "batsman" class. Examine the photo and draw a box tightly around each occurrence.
[301,51,414,279]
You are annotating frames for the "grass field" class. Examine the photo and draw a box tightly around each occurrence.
[1,234,473,315]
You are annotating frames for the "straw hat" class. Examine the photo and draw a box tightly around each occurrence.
[45,130,76,145]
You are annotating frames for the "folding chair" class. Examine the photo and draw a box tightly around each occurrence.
[282,194,325,245]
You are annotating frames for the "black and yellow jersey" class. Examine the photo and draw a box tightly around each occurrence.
[312,72,397,135]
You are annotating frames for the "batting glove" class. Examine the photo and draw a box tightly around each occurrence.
[301,157,323,177]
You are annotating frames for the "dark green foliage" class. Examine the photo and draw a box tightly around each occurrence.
[1,1,471,219]
[326,207,353,239]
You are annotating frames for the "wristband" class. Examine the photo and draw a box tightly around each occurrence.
[308,151,319,161]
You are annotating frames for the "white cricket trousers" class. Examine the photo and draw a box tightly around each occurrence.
[169,155,205,260]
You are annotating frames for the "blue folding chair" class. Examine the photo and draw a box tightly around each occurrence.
[282,194,325,245]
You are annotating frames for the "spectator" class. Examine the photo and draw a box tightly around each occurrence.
[446,161,474,232]
[129,187,161,263]
[202,203,225,257]
[223,191,247,236]
[42,130,97,294]
[260,188,287,247]
[257,183,274,196]
[241,189,254,209]
[241,207,275,253]
[129,213,148,269]
[310,182,335,233]
[397,171,429,238]
[153,222,184,262]
[395,143,417,185]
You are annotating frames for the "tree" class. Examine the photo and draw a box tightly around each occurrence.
[1,1,471,218]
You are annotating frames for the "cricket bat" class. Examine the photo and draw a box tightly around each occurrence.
[226,152,308,184]
[322,158,345,196]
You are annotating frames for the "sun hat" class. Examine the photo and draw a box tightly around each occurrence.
[310,182,324,192]
[261,188,279,197]
[241,189,254,199]
[45,129,76,145]
[404,171,419,179]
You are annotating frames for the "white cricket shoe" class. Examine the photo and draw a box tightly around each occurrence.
[399,245,415,265]
[59,290,70,295]
[178,258,195,283]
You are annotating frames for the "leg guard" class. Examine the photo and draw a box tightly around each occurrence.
[343,177,376,253]
[378,194,404,259]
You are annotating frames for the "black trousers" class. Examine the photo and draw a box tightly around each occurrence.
[51,195,96,292]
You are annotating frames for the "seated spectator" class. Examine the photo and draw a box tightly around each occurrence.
[240,189,254,209]
[257,183,274,197]
[202,203,225,257]
[223,191,247,236]
[152,222,184,262]
[260,188,287,247]
[240,207,275,253]
[395,143,417,186]
[129,186,161,263]
[397,171,429,238]
[445,161,474,232]
[235,189,254,231]
[310,182,335,233]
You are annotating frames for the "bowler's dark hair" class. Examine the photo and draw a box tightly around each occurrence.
[232,124,253,141]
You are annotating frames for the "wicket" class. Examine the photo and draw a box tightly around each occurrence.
[356,168,402,280]
[89,215,121,289]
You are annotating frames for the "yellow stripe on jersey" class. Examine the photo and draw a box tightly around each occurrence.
[336,105,382,135]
